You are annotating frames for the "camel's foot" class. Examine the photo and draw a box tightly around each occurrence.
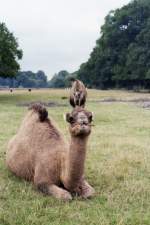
[57,189,72,201]
[36,183,72,201]
[74,180,95,199]
[81,182,95,199]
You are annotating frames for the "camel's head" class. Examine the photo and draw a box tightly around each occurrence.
[65,107,93,137]
[72,90,83,106]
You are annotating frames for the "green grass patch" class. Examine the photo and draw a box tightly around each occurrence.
[0,89,150,225]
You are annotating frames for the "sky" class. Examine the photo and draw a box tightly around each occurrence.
[0,0,130,79]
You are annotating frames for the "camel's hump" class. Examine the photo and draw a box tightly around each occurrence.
[29,103,48,122]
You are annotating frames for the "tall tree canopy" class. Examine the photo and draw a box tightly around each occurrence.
[77,0,150,89]
[0,23,23,77]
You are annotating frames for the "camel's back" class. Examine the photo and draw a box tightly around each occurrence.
[6,108,67,180]
[7,110,66,155]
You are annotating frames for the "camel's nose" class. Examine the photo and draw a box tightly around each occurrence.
[80,121,88,129]
[81,121,88,125]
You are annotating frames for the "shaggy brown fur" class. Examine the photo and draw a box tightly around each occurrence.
[6,104,95,200]
[70,79,87,108]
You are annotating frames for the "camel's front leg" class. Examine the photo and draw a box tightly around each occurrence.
[36,183,72,201]
[34,166,72,201]
[74,180,95,199]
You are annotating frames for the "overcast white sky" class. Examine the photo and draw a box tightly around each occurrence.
[0,0,130,78]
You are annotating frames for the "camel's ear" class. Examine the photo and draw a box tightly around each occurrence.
[88,112,94,122]
[65,113,74,123]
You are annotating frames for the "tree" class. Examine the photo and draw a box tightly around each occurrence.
[0,23,23,77]
[0,70,48,88]
[48,70,78,88]
[35,70,47,88]
[48,70,70,88]
[77,0,150,89]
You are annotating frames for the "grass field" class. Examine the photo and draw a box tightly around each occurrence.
[0,89,150,225]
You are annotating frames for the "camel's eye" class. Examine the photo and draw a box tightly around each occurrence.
[89,115,92,123]
[69,116,74,123]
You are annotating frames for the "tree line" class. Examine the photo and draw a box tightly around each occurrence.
[0,70,75,88]
[0,71,48,88]
[49,0,150,90]
[1,0,150,90]
[77,0,150,89]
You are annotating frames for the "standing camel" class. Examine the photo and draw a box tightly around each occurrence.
[70,79,87,108]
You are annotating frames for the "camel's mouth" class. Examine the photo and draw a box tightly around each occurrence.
[70,123,91,136]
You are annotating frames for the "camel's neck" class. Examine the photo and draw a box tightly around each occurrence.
[64,135,88,190]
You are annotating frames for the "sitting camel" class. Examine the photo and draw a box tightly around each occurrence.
[6,104,95,200]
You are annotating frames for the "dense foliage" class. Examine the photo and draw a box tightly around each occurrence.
[0,70,47,88]
[0,23,23,77]
[48,70,76,88]
[2,0,150,90]
[77,0,150,89]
